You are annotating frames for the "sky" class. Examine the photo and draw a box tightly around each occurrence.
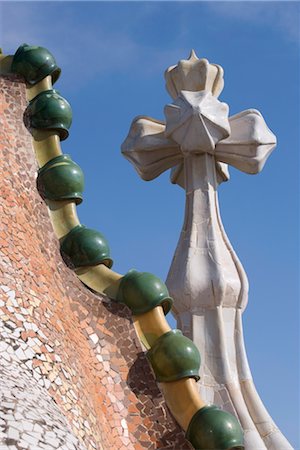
[1,1,299,447]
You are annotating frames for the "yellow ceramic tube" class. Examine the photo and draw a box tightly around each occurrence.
[76,264,122,299]
[0,54,13,75]
[133,306,171,349]
[32,131,62,168]
[160,378,206,430]
[47,200,80,239]
[26,75,52,101]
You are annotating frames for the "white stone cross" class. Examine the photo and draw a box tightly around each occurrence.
[122,51,292,450]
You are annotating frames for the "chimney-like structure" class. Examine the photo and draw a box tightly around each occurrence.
[122,51,292,450]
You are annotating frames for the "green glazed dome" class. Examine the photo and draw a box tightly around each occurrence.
[24,89,72,141]
[60,225,112,269]
[12,43,61,86]
[147,329,200,382]
[186,405,244,450]
[117,269,173,315]
[37,154,84,205]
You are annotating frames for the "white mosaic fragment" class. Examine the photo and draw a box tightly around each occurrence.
[37,329,48,340]
[0,332,9,339]
[54,376,62,386]
[47,437,61,447]
[14,347,27,360]
[7,346,15,355]
[7,426,20,440]
[44,378,51,389]
[22,422,33,432]
[14,313,24,322]
[7,420,24,432]
[61,368,70,380]
[0,285,10,292]
[25,360,33,370]
[22,433,39,445]
[11,330,21,339]
[70,408,79,418]
[0,413,14,421]
[26,430,42,439]
[2,401,15,409]
[7,291,17,305]
[69,390,78,400]
[83,420,90,430]
[27,338,37,347]
[89,333,99,345]
[0,342,9,352]
[121,418,128,430]
[20,342,28,350]
[33,423,43,433]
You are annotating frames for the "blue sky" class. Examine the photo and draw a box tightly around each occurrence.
[1,1,299,447]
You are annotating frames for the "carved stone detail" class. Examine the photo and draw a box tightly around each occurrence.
[122,51,292,450]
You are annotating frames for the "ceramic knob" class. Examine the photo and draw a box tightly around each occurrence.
[186,405,244,450]
[147,329,200,382]
[12,43,61,85]
[60,225,112,269]
[37,154,84,205]
[24,89,72,141]
[117,269,173,315]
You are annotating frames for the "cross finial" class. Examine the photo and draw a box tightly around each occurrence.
[121,52,276,186]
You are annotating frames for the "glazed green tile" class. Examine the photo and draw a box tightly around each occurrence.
[24,89,72,141]
[60,225,112,269]
[147,329,200,382]
[186,405,244,450]
[117,269,173,315]
[11,43,61,85]
[37,154,84,205]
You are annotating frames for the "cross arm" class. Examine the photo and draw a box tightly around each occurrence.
[122,108,276,186]
[121,51,277,187]
[121,115,182,181]
[215,109,277,174]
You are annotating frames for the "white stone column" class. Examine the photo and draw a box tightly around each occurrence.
[166,151,293,448]
[166,153,268,448]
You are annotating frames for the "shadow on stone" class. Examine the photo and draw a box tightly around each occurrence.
[127,351,161,400]
[156,428,193,450]
[101,296,133,320]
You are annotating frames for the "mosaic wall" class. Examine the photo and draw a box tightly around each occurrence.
[0,74,192,449]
